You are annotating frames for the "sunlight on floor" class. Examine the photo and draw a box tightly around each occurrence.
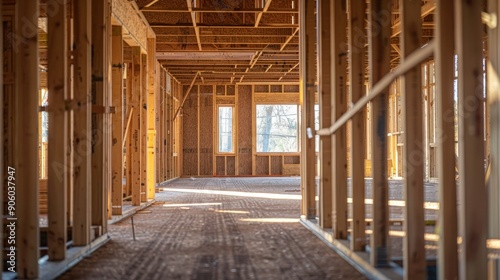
[162,202,222,207]
[162,188,301,200]
[239,218,299,223]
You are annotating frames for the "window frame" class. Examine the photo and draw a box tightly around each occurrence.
[254,103,300,153]
[216,104,235,154]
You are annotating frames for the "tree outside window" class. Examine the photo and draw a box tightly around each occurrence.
[256,105,298,152]
[218,106,233,153]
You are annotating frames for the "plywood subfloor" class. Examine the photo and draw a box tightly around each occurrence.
[59,177,366,280]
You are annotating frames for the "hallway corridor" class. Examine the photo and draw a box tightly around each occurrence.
[59,178,365,280]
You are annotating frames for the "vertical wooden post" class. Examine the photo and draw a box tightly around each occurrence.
[455,0,488,278]
[47,0,68,260]
[299,0,316,219]
[156,64,161,184]
[436,0,459,279]
[348,0,366,251]
[126,61,133,198]
[141,53,148,202]
[147,38,156,199]
[15,0,40,276]
[317,0,332,229]
[131,47,142,206]
[111,26,124,215]
[400,0,425,278]
[160,70,165,181]
[73,0,92,246]
[332,0,348,239]
[91,0,109,230]
[488,0,500,241]
[66,0,74,227]
[0,2,3,273]
[368,0,391,267]
[105,0,112,222]
[167,76,173,179]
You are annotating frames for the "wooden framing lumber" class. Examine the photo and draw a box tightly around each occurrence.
[488,0,500,241]
[368,0,391,267]
[332,0,348,240]
[111,25,124,215]
[123,108,134,149]
[147,37,156,199]
[486,1,500,248]
[91,0,110,231]
[317,0,332,229]
[0,3,3,273]
[255,0,273,28]
[435,1,459,279]
[131,46,142,206]
[14,0,40,277]
[186,0,202,50]
[280,28,299,52]
[299,0,316,219]
[47,0,68,260]
[106,1,113,221]
[455,0,488,278]
[173,71,200,121]
[73,0,92,246]
[66,0,74,227]
[400,0,425,278]
[348,0,367,252]
[141,53,148,202]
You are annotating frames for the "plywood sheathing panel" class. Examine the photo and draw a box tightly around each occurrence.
[255,156,269,175]
[270,155,282,175]
[284,155,300,164]
[226,156,236,176]
[284,84,299,92]
[237,85,252,175]
[216,156,225,176]
[199,86,213,175]
[144,12,192,25]
[112,0,152,49]
[270,85,282,93]
[254,85,268,92]
[182,85,198,175]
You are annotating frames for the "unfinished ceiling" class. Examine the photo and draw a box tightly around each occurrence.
[136,0,299,84]
[136,0,438,85]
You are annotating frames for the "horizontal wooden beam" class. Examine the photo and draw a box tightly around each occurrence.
[151,23,299,28]
[142,7,298,13]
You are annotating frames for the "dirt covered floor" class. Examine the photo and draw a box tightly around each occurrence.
[59,177,366,280]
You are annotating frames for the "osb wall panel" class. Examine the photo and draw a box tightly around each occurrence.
[112,0,149,49]
[227,156,236,176]
[255,156,269,175]
[254,85,268,92]
[270,156,282,175]
[270,85,282,93]
[182,85,198,175]
[283,155,300,164]
[238,85,252,175]
[199,88,213,175]
[284,85,300,92]
[216,156,225,176]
